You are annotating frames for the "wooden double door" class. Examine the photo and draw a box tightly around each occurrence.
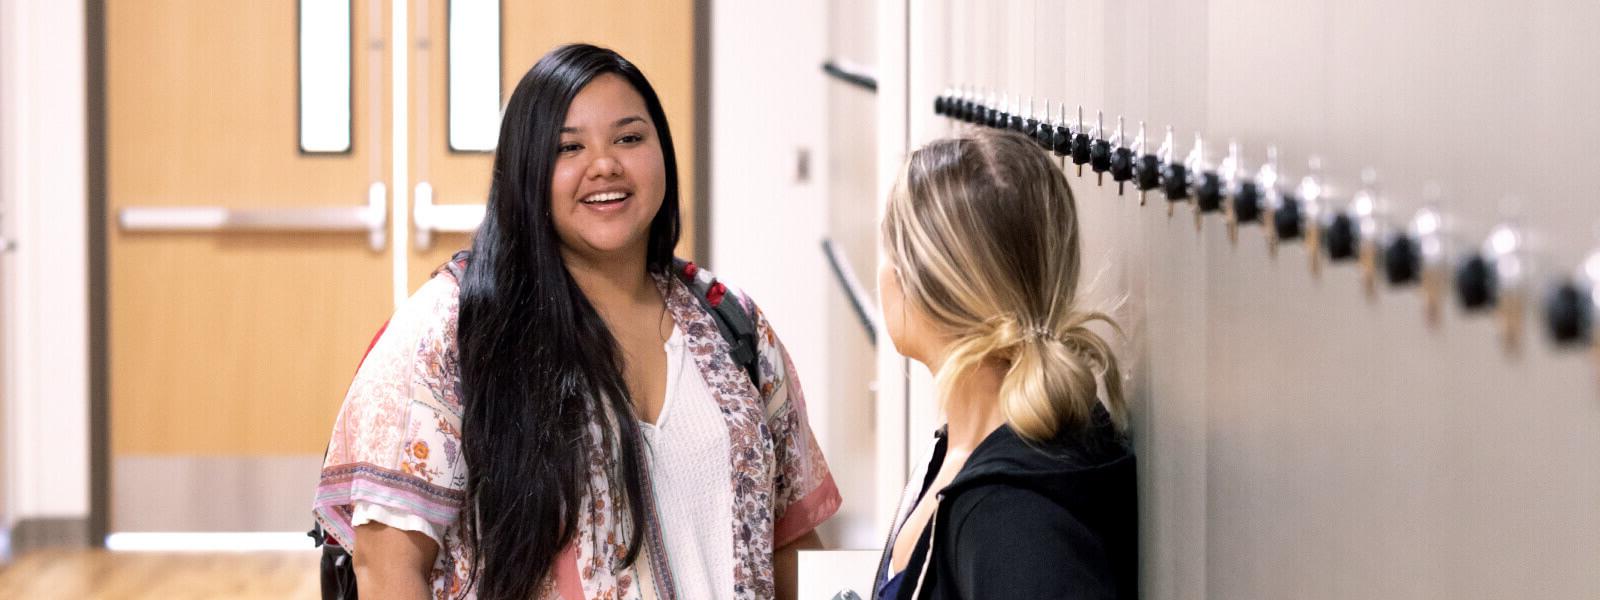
[104,0,697,534]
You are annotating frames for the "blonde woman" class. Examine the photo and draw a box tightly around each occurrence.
[872,130,1137,599]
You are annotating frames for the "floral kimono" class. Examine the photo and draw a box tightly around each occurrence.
[313,262,841,599]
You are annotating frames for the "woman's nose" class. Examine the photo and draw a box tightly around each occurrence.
[587,153,623,179]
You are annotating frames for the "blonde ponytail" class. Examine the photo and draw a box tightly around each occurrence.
[999,313,1126,440]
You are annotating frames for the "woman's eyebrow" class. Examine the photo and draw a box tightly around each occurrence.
[560,115,648,134]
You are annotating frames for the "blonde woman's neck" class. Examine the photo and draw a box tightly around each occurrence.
[939,358,1010,452]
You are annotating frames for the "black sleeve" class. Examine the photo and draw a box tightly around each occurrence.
[948,487,1118,600]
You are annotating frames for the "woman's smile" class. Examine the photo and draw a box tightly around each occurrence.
[576,187,634,212]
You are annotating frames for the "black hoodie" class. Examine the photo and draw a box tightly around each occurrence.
[873,407,1138,599]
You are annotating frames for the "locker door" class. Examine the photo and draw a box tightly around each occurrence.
[106,0,391,533]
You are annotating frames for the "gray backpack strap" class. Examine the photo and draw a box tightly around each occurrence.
[672,258,762,388]
[437,250,471,281]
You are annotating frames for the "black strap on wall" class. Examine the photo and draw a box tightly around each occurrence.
[822,60,878,93]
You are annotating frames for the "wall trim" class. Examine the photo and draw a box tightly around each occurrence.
[692,0,712,263]
[7,517,90,556]
[0,0,92,530]
[112,455,324,532]
[86,0,109,549]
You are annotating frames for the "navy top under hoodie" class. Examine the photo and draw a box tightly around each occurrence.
[873,405,1137,599]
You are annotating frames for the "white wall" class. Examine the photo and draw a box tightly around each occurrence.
[710,1,897,549]
[0,0,91,527]
[707,2,829,417]
[707,0,827,369]
[820,0,891,550]
[904,0,1600,597]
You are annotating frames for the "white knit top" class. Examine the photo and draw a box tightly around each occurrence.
[353,323,735,598]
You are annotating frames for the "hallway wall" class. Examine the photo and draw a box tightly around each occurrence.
[903,1,1600,597]
[0,0,91,546]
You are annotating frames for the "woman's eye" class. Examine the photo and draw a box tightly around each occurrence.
[616,133,643,144]
[559,142,582,153]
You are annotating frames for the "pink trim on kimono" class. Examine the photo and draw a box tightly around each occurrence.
[774,474,842,548]
[556,544,585,600]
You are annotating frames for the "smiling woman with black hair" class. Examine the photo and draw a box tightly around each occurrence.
[313,44,840,600]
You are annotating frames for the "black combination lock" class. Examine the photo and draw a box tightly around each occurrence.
[1022,99,1040,138]
[1051,105,1073,158]
[1324,213,1358,261]
[1273,193,1302,241]
[1545,280,1592,344]
[1383,233,1420,285]
[1233,181,1261,224]
[1162,159,1188,202]
[1111,147,1135,194]
[1455,253,1496,310]
[1136,155,1161,193]
[1194,172,1222,212]
[1033,101,1056,151]
[1070,108,1092,175]
[1154,127,1185,206]
[1089,112,1112,185]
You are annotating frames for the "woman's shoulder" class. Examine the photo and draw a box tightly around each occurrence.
[939,422,1138,597]
[945,421,1136,527]
[351,267,462,385]
[392,265,463,332]
[401,251,467,321]
[940,481,1131,598]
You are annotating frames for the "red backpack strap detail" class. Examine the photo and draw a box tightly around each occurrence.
[355,319,391,374]
[433,250,470,281]
[706,281,728,308]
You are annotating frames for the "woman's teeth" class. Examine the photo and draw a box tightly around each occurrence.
[581,192,629,204]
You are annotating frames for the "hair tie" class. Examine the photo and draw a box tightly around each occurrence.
[1023,325,1060,344]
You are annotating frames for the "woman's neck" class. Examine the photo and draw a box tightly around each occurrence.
[561,248,656,315]
[937,358,1009,453]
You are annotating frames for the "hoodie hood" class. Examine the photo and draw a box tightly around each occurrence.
[941,404,1135,512]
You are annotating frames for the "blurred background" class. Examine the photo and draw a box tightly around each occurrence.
[2,0,1598,598]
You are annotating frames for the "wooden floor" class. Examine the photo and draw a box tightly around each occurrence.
[0,549,320,599]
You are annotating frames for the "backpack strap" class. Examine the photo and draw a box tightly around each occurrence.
[436,249,470,282]
[672,259,762,389]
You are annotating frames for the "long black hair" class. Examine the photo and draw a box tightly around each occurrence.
[456,43,681,599]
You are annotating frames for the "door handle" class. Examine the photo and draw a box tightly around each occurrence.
[412,182,484,250]
[116,182,388,251]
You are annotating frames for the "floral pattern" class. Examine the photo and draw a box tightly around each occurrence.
[314,263,839,600]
